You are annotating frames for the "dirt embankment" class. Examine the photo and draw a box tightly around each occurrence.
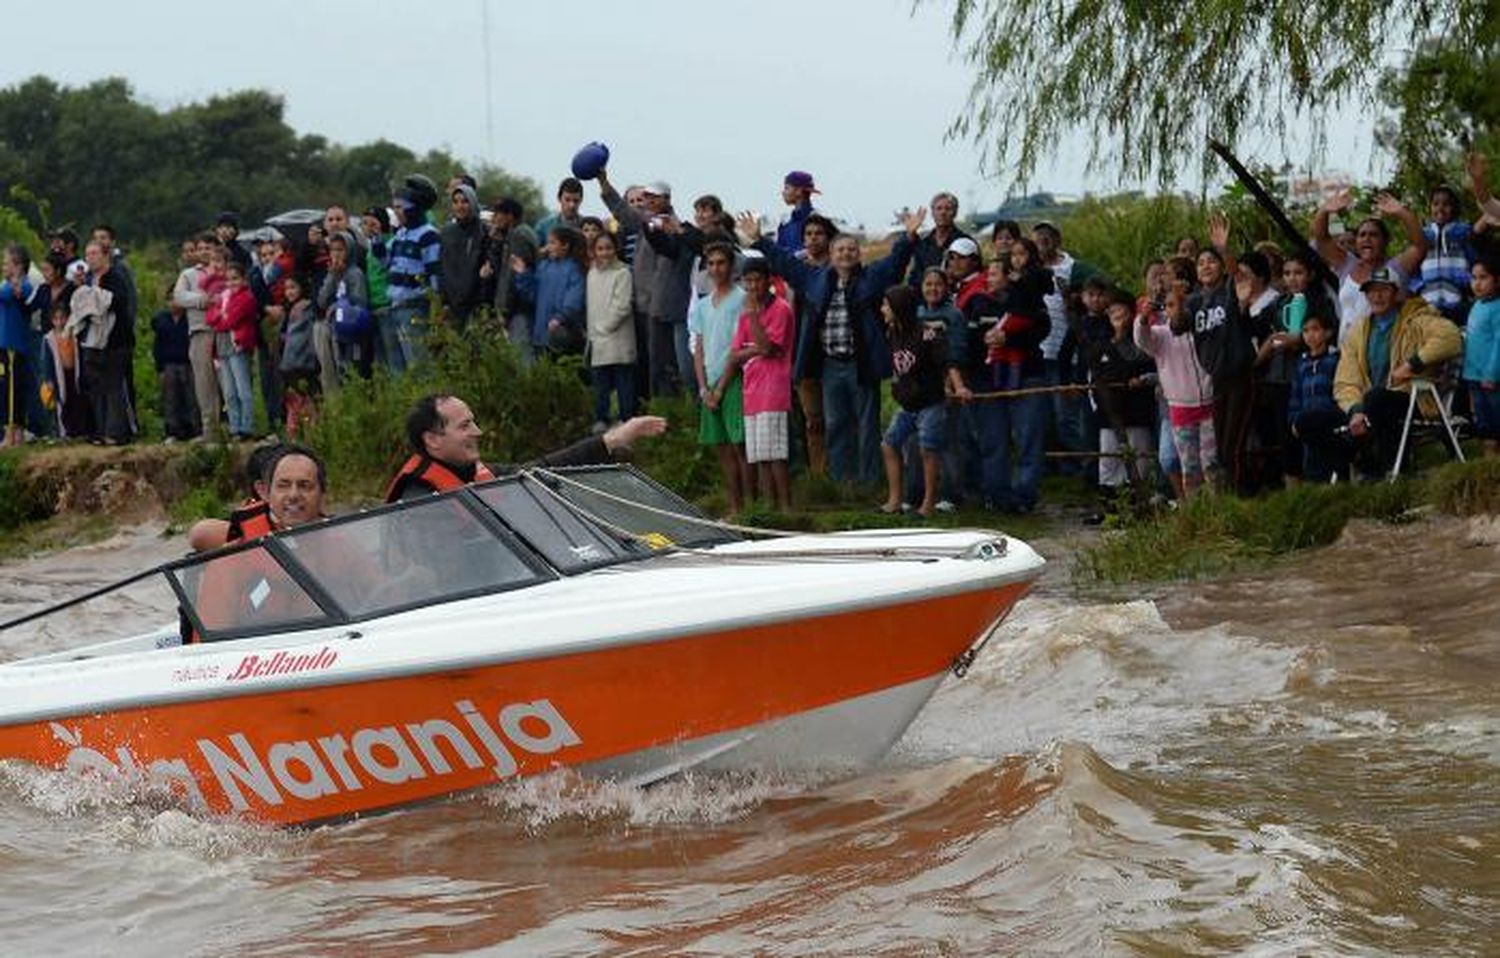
[9,443,244,524]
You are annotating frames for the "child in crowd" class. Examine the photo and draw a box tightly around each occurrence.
[1136,260,1181,494]
[151,287,197,442]
[41,303,88,439]
[514,226,587,360]
[278,275,320,438]
[730,257,794,511]
[1135,285,1215,498]
[689,242,751,516]
[320,232,371,387]
[585,230,637,429]
[1088,288,1157,501]
[579,217,605,248]
[205,260,260,440]
[880,285,950,517]
[1463,254,1500,457]
[1287,311,1351,480]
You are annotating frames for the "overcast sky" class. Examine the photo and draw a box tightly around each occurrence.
[6,1,1385,228]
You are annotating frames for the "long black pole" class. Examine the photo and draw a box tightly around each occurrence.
[1208,139,1342,293]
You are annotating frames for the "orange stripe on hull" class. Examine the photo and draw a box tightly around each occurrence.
[0,583,1028,825]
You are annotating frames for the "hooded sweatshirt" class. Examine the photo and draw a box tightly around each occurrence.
[440,184,486,318]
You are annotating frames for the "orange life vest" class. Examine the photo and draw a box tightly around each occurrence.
[187,500,278,644]
[226,499,274,542]
[384,455,497,502]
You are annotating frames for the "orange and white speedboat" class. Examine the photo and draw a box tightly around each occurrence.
[0,466,1042,826]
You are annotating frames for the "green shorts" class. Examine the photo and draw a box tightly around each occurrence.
[698,378,745,445]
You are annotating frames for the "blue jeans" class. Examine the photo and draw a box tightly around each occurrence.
[217,350,255,436]
[592,363,638,423]
[388,300,429,371]
[1044,358,1090,475]
[970,376,1048,511]
[821,358,880,483]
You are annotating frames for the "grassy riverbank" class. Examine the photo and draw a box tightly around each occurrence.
[1074,458,1500,584]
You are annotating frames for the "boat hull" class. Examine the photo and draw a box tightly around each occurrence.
[0,582,1028,825]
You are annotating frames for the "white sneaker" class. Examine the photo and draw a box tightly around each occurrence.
[934,499,957,514]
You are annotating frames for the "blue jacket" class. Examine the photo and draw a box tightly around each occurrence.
[1288,347,1341,422]
[1464,296,1500,383]
[515,257,584,344]
[775,201,816,254]
[0,279,34,352]
[757,233,915,385]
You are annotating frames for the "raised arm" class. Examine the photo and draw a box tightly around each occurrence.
[1375,192,1429,280]
[596,170,643,235]
[1467,152,1500,223]
[1207,212,1237,277]
[1311,188,1354,271]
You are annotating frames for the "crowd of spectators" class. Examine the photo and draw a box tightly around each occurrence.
[2,155,1498,521]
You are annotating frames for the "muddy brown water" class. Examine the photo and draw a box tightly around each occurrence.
[0,520,1495,956]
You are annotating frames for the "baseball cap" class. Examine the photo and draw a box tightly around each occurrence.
[946,237,980,258]
[1360,266,1401,291]
[643,181,672,197]
[784,170,820,193]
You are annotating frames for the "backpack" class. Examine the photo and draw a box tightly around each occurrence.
[331,280,372,342]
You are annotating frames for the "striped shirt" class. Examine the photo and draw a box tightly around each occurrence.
[386,223,442,306]
[1413,221,1473,317]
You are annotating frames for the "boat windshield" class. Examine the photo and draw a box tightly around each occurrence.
[164,465,729,643]
[0,465,736,650]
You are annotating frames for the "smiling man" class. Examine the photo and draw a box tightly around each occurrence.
[384,394,668,501]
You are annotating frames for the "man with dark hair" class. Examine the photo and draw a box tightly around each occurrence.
[385,395,666,501]
[440,182,487,330]
[482,197,539,351]
[535,177,585,243]
[908,192,971,288]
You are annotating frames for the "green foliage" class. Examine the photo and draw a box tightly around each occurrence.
[0,76,545,245]
[936,0,1496,188]
[1424,457,1500,516]
[1376,20,1500,197]
[0,202,42,258]
[301,323,594,500]
[1058,191,1290,292]
[1075,481,1424,583]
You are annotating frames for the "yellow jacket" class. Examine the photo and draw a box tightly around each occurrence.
[1334,297,1462,415]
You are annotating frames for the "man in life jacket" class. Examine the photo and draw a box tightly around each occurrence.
[186,442,287,552]
[188,445,329,641]
[384,394,668,501]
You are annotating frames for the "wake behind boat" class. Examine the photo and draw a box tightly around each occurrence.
[0,466,1043,826]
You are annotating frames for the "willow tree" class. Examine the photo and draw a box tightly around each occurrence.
[938,0,1499,187]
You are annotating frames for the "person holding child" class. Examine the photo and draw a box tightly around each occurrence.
[205,259,260,440]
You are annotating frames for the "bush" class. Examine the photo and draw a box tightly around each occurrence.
[302,324,593,500]
[1425,458,1500,517]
